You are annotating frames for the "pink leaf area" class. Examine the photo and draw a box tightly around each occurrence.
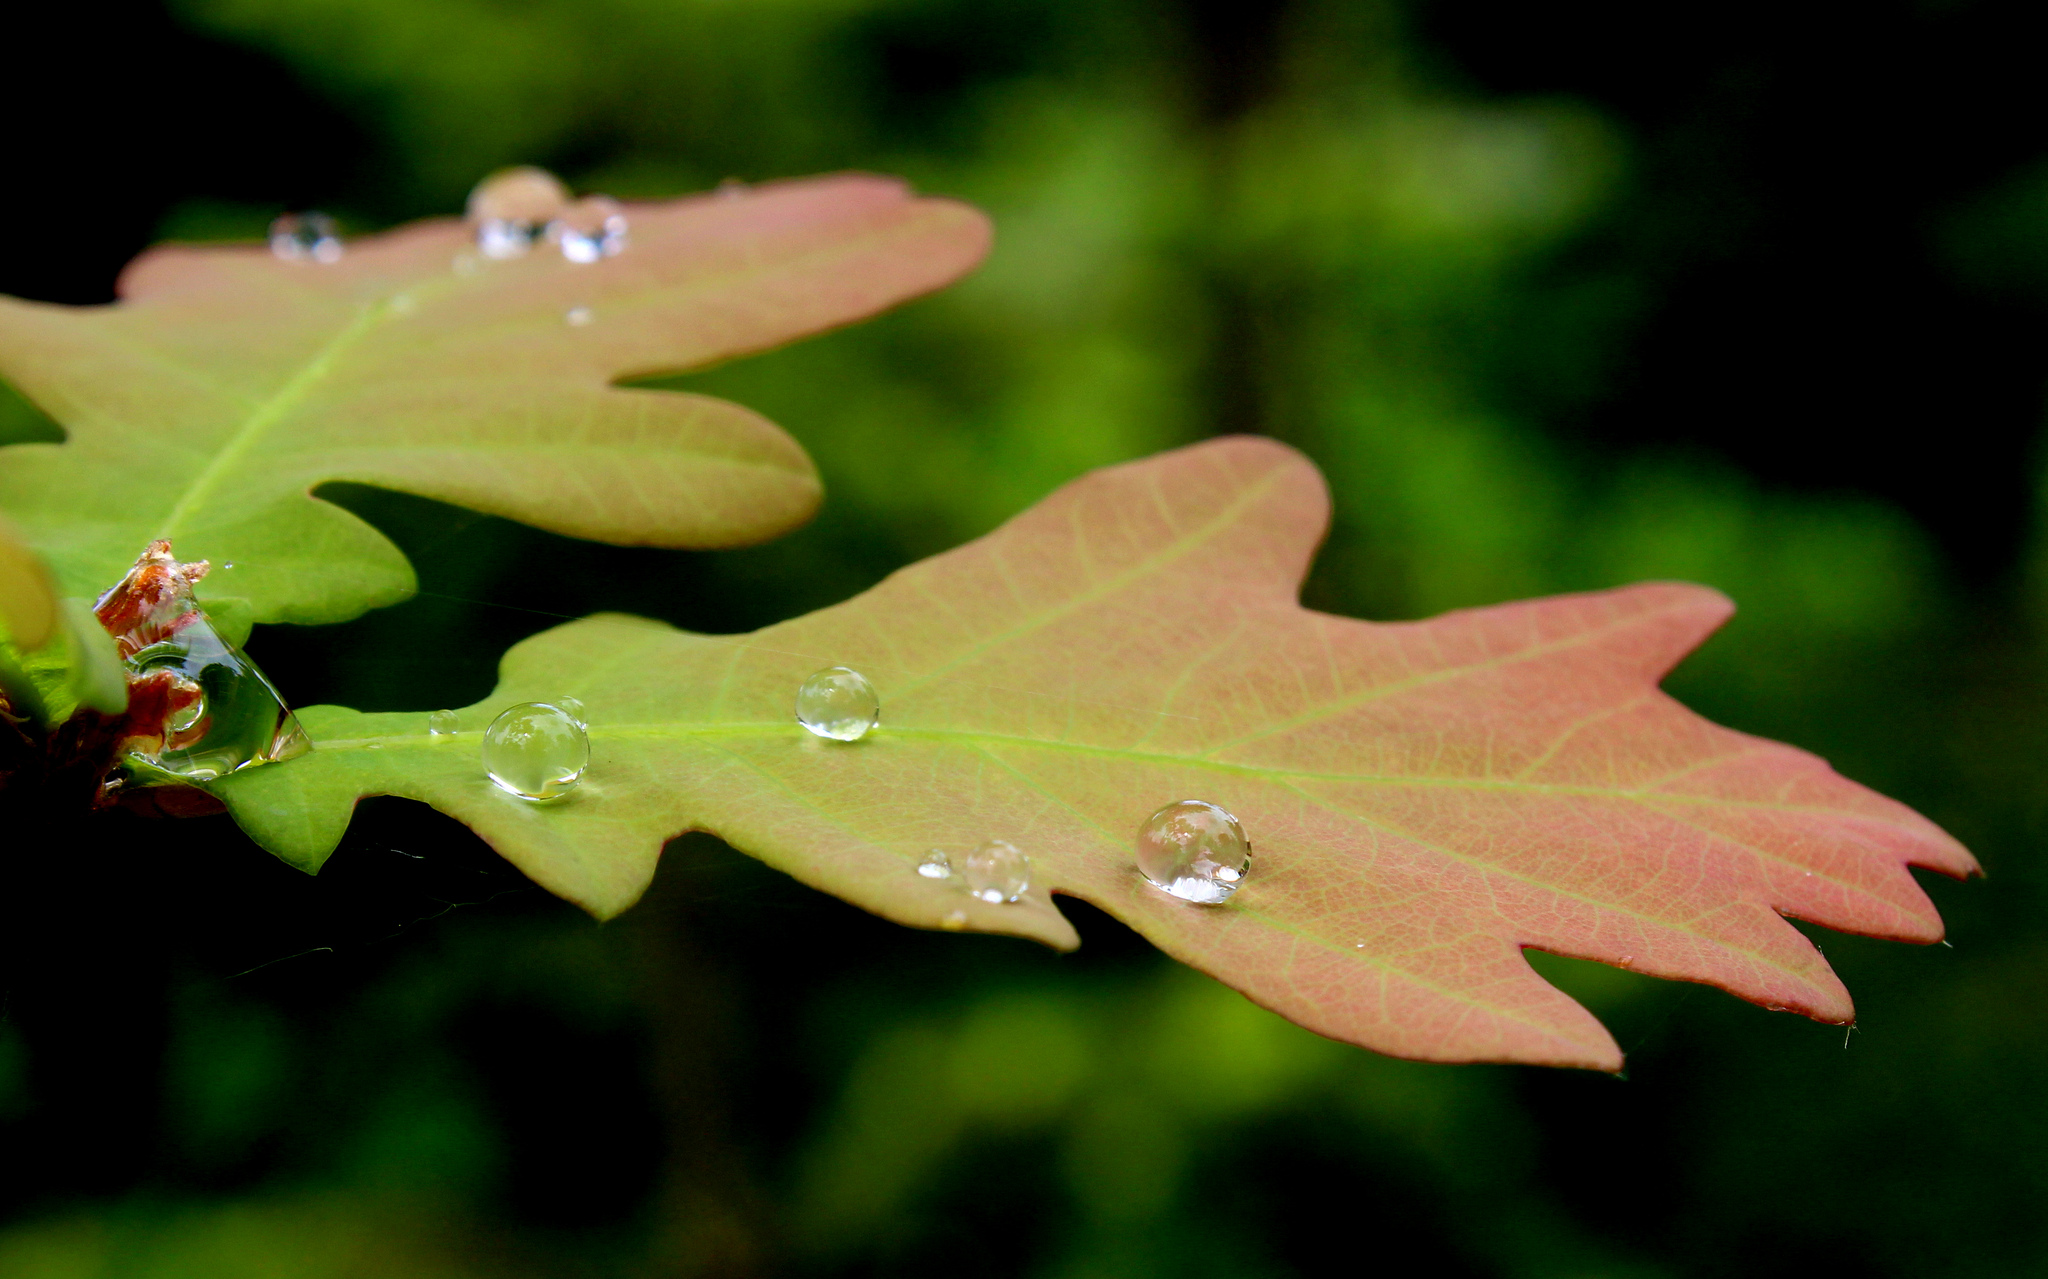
[219,438,1976,1069]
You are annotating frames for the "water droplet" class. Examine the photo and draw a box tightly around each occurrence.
[565,306,593,326]
[551,196,627,263]
[468,166,570,259]
[1137,800,1251,904]
[106,543,309,782]
[222,562,236,570]
[165,688,207,738]
[941,909,969,931]
[1618,954,1635,967]
[795,666,880,741]
[427,709,459,737]
[918,850,953,879]
[963,839,1029,904]
[269,212,341,264]
[269,712,311,762]
[390,293,416,314]
[557,696,587,729]
[482,701,589,801]
[716,178,748,198]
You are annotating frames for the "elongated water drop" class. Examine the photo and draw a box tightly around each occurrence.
[427,709,459,737]
[918,850,953,880]
[551,196,627,263]
[100,541,309,783]
[795,667,879,741]
[482,701,589,800]
[165,690,207,737]
[468,166,570,259]
[963,839,1029,904]
[269,212,341,263]
[1137,800,1250,904]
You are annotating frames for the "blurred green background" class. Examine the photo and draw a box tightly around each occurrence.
[4,0,2047,1275]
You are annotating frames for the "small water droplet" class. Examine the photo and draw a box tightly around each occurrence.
[222,562,236,570]
[565,306,593,326]
[918,850,953,879]
[941,909,969,931]
[1618,954,1635,967]
[556,696,587,729]
[1137,800,1250,904]
[796,666,879,741]
[482,701,589,800]
[551,196,627,263]
[468,166,570,259]
[963,839,1029,904]
[716,178,748,198]
[269,212,341,264]
[428,709,459,737]
[390,293,416,314]
[1353,941,1365,949]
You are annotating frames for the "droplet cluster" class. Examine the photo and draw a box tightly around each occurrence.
[917,841,1033,908]
[269,212,341,264]
[465,168,628,265]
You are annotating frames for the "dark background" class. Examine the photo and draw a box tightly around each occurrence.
[3,1,2047,1275]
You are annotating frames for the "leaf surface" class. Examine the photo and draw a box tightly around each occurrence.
[0,176,990,623]
[215,438,1975,1069]
[0,512,55,650]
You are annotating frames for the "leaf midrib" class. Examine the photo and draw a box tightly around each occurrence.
[310,721,1925,861]
[157,302,391,540]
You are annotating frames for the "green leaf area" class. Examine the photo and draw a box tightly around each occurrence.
[0,176,990,625]
[0,515,124,725]
[215,439,1977,1069]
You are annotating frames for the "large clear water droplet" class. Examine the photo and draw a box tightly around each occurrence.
[427,709,459,737]
[122,616,309,781]
[96,542,308,783]
[468,166,570,260]
[482,701,589,800]
[551,196,627,264]
[165,689,207,736]
[1137,800,1250,904]
[963,839,1029,903]
[796,667,879,741]
[269,212,341,264]
[918,850,953,879]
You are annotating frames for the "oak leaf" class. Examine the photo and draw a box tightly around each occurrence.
[0,175,990,624]
[214,438,1975,1069]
